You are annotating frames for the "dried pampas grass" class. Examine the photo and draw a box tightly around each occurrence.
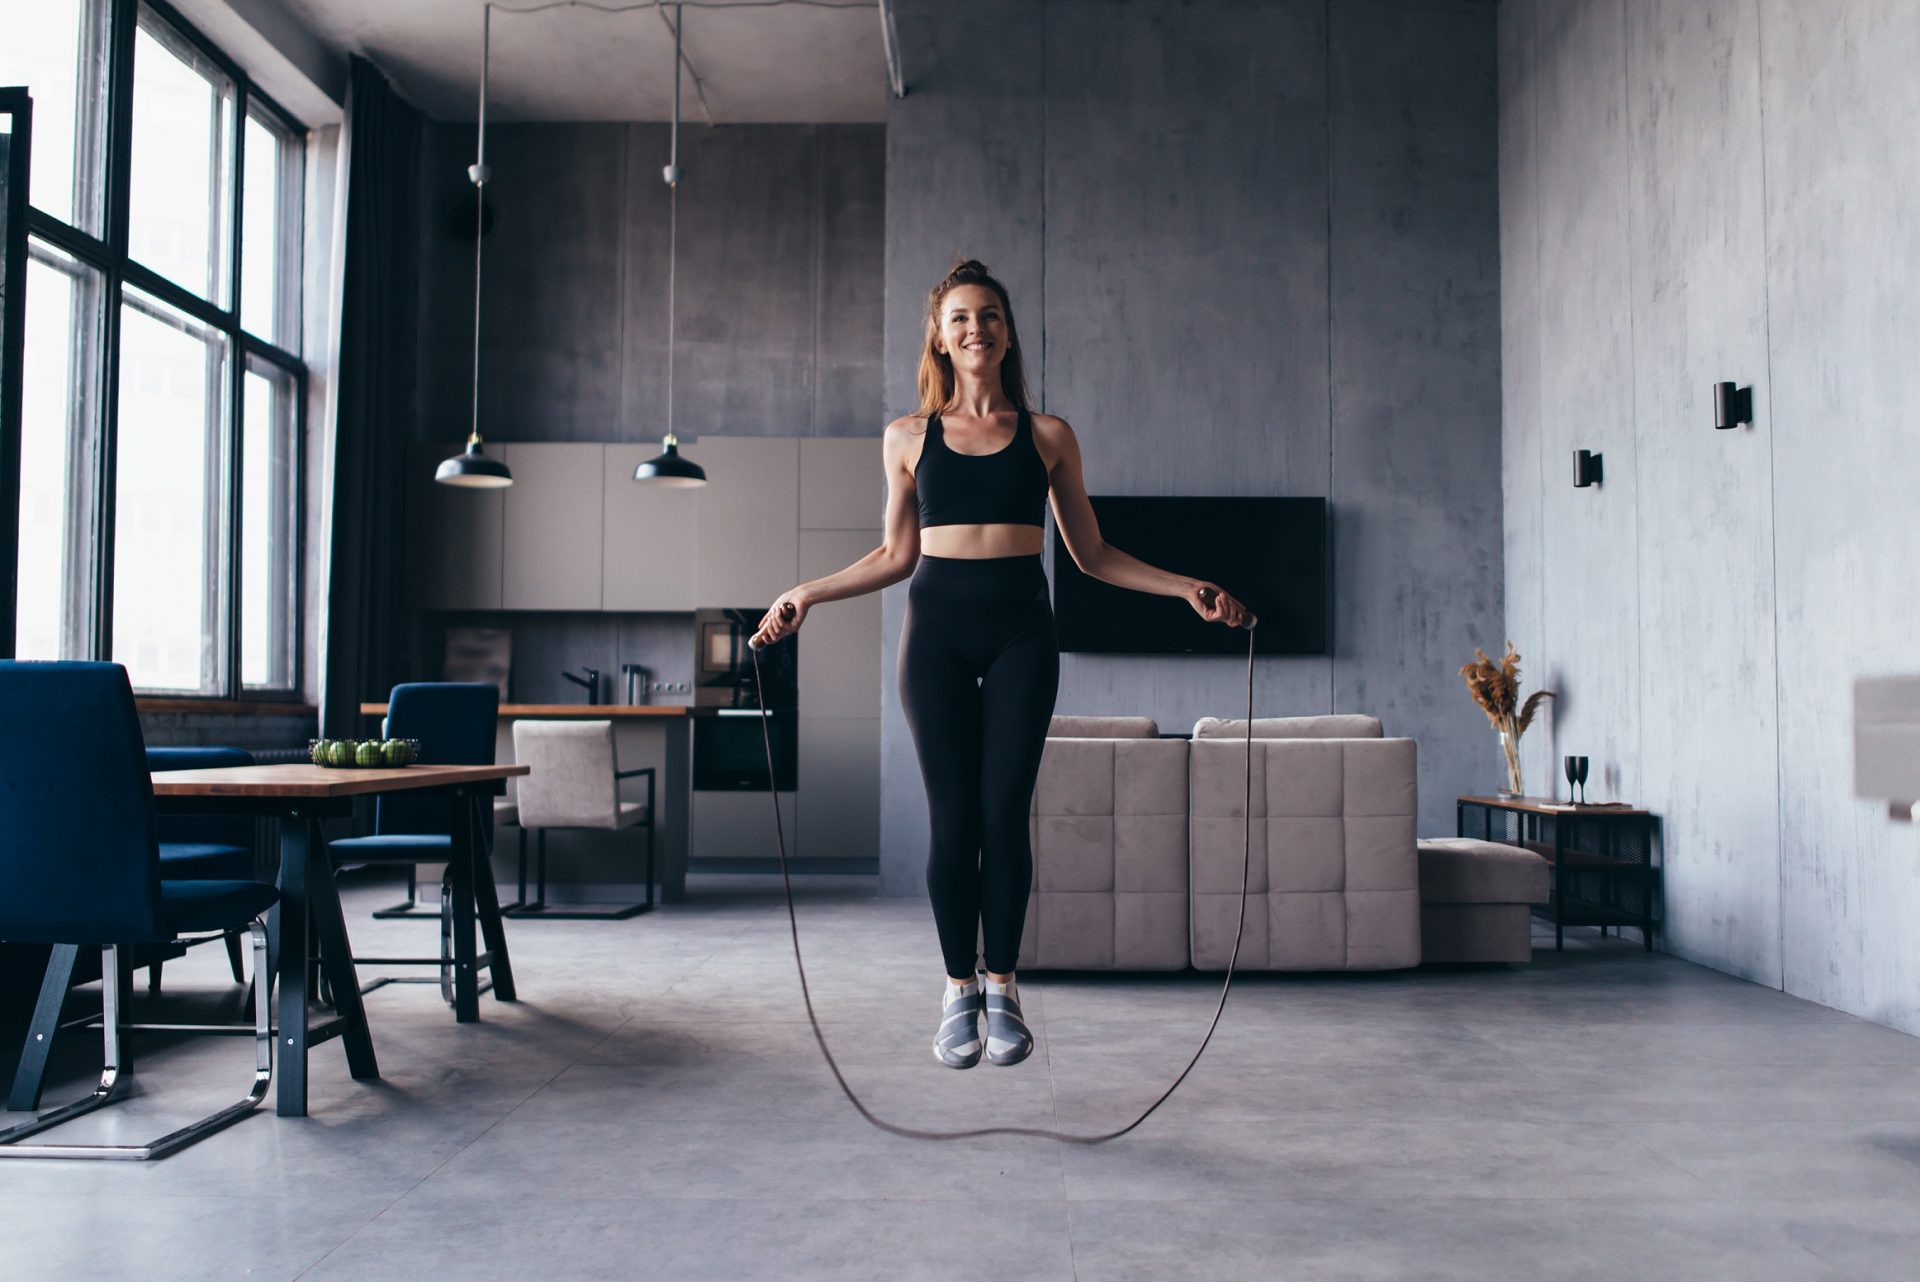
[1459,641,1556,793]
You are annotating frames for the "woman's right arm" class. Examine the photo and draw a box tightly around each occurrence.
[750,419,922,645]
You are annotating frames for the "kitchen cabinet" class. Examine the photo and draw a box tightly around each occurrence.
[500,443,605,610]
[799,436,884,529]
[406,440,504,610]
[796,716,880,862]
[693,789,796,863]
[690,436,799,606]
[603,443,700,610]
[797,529,882,719]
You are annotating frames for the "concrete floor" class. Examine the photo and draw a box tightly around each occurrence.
[4,871,1919,1281]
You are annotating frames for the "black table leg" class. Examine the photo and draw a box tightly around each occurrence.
[449,793,480,1022]
[301,827,379,1082]
[1553,820,1565,951]
[276,818,311,1117]
[7,944,80,1112]
[468,795,517,1002]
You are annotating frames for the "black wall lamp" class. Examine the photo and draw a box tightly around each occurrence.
[1714,381,1753,430]
[1573,449,1603,488]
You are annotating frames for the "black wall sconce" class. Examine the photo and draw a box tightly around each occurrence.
[1714,381,1753,430]
[1573,449,1603,488]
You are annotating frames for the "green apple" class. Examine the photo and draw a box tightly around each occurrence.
[381,738,413,767]
[355,740,382,767]
[310,739,332,765]
[328,739,356,768]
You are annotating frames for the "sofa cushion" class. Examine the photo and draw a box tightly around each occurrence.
[1048,714,1160,738]
[1417,838,1550,904]
[1191,715,1383,739]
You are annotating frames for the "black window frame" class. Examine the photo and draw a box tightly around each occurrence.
[7,0,308,702]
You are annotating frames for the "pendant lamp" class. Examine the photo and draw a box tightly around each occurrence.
[634,3,707,488]
[436,5,512,488]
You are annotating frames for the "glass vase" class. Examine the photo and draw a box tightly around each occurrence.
[1497,727,1524,799]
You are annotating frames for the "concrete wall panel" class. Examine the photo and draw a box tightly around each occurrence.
[1040,0,1334,748]
[1329,0,1504,837]
[1760,0,1920,1032]
[1533,0,1640,803]
[1625,0,1780,984]
[1499,0,1550,797]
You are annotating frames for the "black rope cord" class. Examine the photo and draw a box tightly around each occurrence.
[747,594,1256,1143]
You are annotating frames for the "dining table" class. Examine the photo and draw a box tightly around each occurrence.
[6,762,528,1119]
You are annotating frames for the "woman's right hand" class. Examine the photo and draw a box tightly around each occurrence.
[750,589,810,649]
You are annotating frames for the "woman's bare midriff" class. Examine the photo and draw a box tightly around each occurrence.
[919,524,1045,559]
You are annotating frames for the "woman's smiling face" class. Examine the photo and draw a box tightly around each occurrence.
[938,284,1008,374]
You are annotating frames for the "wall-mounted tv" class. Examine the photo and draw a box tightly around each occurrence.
[1052,496,1328,656]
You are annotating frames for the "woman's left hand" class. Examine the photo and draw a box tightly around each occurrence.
[1187,581,1253,628]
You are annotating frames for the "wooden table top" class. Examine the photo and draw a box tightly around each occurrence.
[151,762,529,798]
[1458,794,1651,817]
[360,703,699,719]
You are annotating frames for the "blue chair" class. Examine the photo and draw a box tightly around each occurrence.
[0,661,275,1161]
[327,682,515,1007]
[148,746,260,989]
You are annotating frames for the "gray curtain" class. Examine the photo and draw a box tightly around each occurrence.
[319,57,420,738]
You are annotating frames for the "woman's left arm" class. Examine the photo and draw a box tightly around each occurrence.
[1038,414,1252,626]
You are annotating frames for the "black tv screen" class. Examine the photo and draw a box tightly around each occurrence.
[1052,496,1328,656]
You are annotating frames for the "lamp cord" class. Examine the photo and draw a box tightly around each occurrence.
[747,610,1257,1144]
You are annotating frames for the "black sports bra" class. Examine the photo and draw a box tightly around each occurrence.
[914,408,1050,529]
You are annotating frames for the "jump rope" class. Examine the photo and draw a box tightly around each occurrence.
[746,586,1256,1143]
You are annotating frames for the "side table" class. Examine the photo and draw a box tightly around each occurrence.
[1456,796,1660,951]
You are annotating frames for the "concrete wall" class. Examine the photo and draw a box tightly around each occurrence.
[883,0,1504,893]
[1500,0,1920,1033]
[414,122,884,445]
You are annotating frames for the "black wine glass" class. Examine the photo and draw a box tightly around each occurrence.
[1563,755,1590,804]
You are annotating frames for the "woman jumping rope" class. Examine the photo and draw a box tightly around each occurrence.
[752,258,1251,1069]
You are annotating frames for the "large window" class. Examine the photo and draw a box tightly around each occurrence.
[3,0,305,698]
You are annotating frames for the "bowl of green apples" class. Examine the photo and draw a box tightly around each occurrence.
[308,738,421,769]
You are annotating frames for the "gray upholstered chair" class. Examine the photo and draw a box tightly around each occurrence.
[1015,715,1191,970]
[1187,714,1421,971]
[504,720,654,919]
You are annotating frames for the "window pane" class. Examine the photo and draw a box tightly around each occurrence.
[241,110,299,349]
[128,16,234,303]
[241,357,296,689]
[112,286,229,693]
[14,242,104,660]
[0,0,109,232]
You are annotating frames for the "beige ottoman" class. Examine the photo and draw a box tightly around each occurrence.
[1416,838,1550,963]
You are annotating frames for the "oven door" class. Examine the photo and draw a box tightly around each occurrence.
[693,710,797,791]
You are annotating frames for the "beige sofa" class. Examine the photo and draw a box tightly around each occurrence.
[1017,713,1422,972]
[1016,715,1191,970]
[1188,716,1421,971]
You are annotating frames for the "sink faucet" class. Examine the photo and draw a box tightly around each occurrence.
[561,666,600,704]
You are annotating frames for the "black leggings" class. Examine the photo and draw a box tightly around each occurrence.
[898,552,1060,979]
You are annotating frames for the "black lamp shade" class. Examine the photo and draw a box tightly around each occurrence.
[435,440,513,488]
[633,440,707,487]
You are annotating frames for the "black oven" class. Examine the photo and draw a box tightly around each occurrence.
[693,709,797,791]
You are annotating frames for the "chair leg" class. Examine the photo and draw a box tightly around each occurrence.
[0,925,272,1161]
[646,821,656,909]
[224,931,246,984]
[148,960,164,993]
[9,943,81,1112]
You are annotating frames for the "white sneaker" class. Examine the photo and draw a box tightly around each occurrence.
[933,977,982,1069]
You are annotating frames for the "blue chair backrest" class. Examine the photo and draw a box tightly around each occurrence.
[375,683,498,839]
[148,746,257,851]
[0,662,166,944]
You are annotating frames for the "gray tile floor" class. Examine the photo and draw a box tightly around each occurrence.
[5,871,1920,1280]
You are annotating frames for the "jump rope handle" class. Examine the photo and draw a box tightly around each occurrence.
[1197,585,1258,631]
[748,601,798,651]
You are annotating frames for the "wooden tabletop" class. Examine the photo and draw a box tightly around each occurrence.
[360,703,698,719]
[152,762,529,798]
[1459,794,1651,817]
